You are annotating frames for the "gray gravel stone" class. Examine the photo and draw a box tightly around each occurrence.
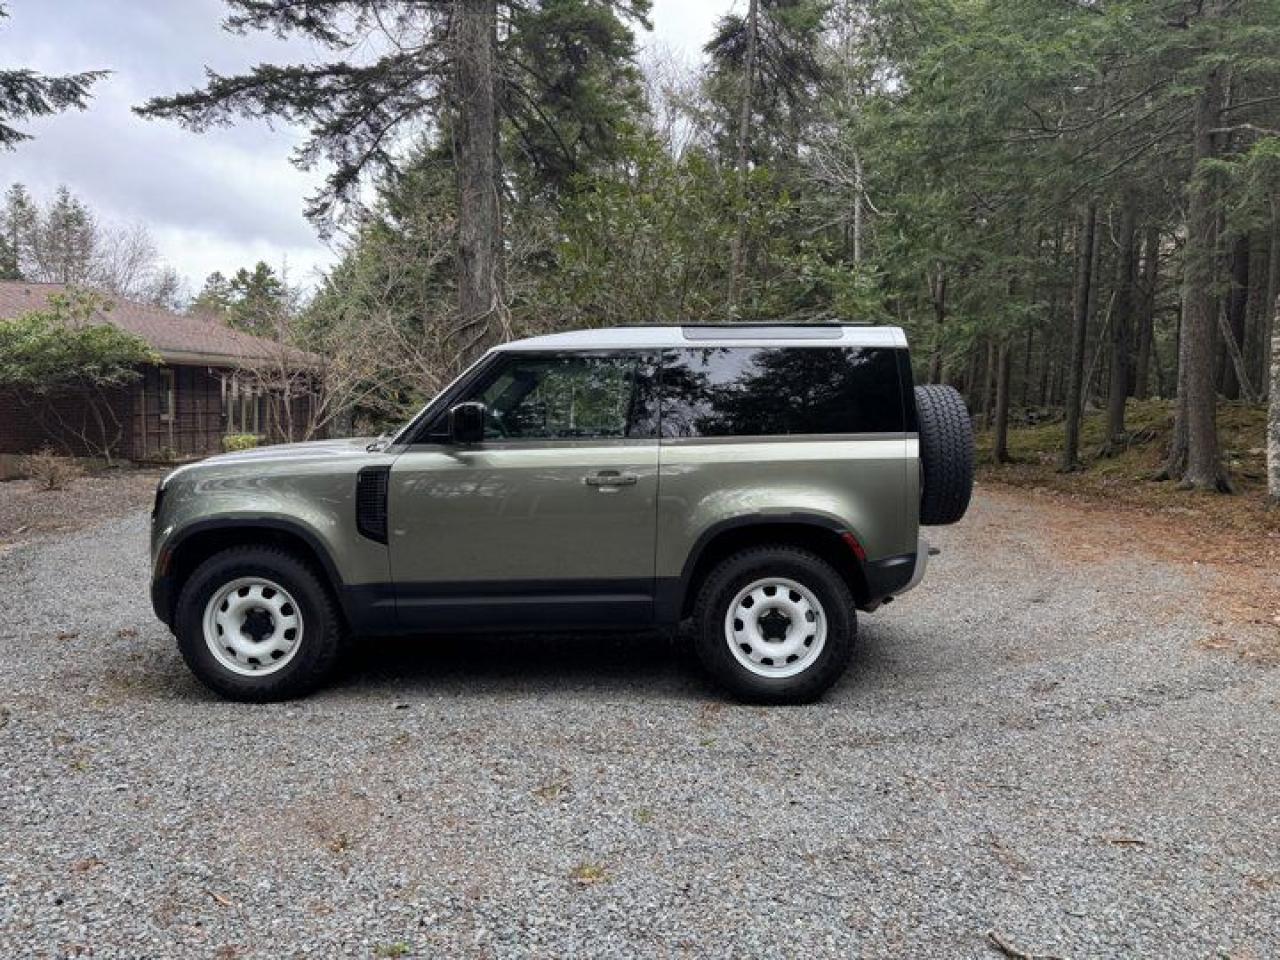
[0,490,1277,959]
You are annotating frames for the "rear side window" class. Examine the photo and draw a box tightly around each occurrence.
[659,347,904,438]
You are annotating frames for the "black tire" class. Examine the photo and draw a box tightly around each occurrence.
[174,545,343,702]
[914,384,975,526]
[692,547,856,705]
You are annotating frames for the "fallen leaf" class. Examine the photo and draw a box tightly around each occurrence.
[569,863,607,885]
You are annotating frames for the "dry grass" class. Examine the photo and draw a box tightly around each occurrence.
[21,448,84,491]
[977,400,1278,538]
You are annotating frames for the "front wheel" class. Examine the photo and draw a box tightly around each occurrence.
[692,547,856,704]
[173,545,343,702]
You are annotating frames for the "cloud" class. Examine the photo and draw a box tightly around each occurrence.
[645,0,728,59]
[0,0,333,289]
[0,0,727,293]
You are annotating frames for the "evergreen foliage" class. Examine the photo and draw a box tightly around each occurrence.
[0,3,106,149]
[131,0,1280,491]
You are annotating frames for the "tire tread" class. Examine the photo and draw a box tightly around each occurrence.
[915,384,975,526]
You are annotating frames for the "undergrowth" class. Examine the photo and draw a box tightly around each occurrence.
[975,400,1278,536]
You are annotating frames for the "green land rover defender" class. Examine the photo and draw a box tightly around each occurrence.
[150,324,974,704]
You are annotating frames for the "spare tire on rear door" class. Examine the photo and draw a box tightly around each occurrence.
[914,384,974,525]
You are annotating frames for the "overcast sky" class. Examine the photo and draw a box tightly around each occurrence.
[0,0,728,297]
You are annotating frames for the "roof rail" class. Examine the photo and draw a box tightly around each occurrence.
[681,323,860,341]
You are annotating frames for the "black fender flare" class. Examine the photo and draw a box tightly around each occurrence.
[153,517,346,626]
[657,513,866,622]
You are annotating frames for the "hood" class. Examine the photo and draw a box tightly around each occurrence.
[201,437,380,465]
[161,437,382,487]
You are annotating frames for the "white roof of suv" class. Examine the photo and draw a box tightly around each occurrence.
[499,324,907,352]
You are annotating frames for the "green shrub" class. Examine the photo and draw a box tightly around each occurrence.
[222,434,259,452]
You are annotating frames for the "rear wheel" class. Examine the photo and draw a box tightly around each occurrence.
[174,546,342,702]
[692,547,856,704]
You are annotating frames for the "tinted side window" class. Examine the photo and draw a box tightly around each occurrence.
[660,347,904,438]
[468,353,658,441]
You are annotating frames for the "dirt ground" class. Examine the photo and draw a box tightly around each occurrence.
[977,479,1280,665]
[0,468,165,551]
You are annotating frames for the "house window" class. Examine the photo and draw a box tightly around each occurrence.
[222,375,236,431]
[242,389,255,434]
[158,369,175,422]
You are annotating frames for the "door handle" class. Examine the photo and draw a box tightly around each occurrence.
[583,471,638,488]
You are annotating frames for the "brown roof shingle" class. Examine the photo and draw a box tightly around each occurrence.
[0,281,322,368]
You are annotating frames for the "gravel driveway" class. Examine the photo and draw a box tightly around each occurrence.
[1,488,1277,959]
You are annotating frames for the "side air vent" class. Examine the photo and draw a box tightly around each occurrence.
[356,466,390,544]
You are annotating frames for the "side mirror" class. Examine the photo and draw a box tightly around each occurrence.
[448,401,486,444]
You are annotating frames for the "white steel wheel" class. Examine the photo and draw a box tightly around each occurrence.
[724,576,827,679]
[202,576,304,677]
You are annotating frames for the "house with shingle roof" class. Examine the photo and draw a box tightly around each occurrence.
[0,281,325,468]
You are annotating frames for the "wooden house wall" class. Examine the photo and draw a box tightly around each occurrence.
[0,387,134,459]
[131,365,224,460]
[4,363,323,463]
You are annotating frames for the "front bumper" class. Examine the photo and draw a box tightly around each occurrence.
[151,572,176,628]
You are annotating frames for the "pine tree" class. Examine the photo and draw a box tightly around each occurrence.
[229,262,289,335]
[0,4,106,149]
[190,271,236,318]
[2,183,34,278]
[136,0,651,370]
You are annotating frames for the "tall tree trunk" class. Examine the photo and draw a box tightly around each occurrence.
[1086,206,1104,407]
[1269,297,1280,506]
[1162,300,1190,477]
[1039,324,1054,407]
[1265,202,1280,400]
[993,339,1013,463]
[980,338,996,429]
[1036,224,1065,408]
[1060,201,1097,472]
[1243,230,1269,392]
[1104,196,1140,454]
[852,152,864,266]
[928,265,946,383]
[1173,42,1229,491]
[450,0,505,370]
[727,0,760,310]
[1218,298,1257,402]
[1220,233,1250,399]
[1020,324,1035,409]
[964,343,980,410]
[1134,226,1160,400]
